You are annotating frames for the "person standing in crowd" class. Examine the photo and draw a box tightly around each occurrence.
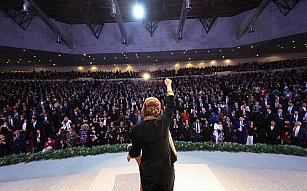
[192,118,203,142]
[128,78,176,191]
[267,120,280,145]
[236,116,248,144]
[246,121,255,145]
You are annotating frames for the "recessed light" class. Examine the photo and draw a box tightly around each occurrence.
[33,55,36,58]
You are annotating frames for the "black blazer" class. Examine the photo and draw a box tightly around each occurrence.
[129,95,175,176]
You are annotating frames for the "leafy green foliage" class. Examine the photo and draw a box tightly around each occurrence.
[0,142,305,167]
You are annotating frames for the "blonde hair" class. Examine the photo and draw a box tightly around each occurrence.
[141,97,161,120]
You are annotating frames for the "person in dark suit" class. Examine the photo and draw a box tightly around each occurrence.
[266,120,280,145]
[128,78,176,191]
[192,118,203,142]
[235,116,248,144]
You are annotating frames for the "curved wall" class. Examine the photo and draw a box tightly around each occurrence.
[0,1,306,54]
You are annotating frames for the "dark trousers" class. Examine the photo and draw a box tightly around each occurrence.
[140,167,175,191]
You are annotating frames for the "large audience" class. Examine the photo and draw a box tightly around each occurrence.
[0,60,306,158]
[0,58,306,80]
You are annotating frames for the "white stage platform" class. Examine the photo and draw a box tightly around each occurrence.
[0,151,307,191]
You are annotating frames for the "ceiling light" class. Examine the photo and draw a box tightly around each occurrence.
[56,36,61,43]
[133,4,145,19]
[248,25,254,33]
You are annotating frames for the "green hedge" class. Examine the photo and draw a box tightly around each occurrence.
[0,142,306,167]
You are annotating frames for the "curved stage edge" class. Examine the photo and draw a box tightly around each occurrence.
[0,151,307,191]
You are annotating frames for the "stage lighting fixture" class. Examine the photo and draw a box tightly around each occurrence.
[21,0,32,14]
[133,4,145,19]
[143,73,150,80]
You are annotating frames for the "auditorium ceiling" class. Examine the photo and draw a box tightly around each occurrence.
[0,32,307,67]
[0,0,262,24]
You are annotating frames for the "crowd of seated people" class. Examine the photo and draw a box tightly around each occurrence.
[0,66,306,158]
[0,58,306,80]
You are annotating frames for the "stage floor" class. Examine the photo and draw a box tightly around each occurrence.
[0,151,307,191]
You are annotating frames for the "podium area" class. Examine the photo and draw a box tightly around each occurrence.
[0,151,307,191]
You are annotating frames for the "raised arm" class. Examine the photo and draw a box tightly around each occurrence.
[160,78,175,126]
